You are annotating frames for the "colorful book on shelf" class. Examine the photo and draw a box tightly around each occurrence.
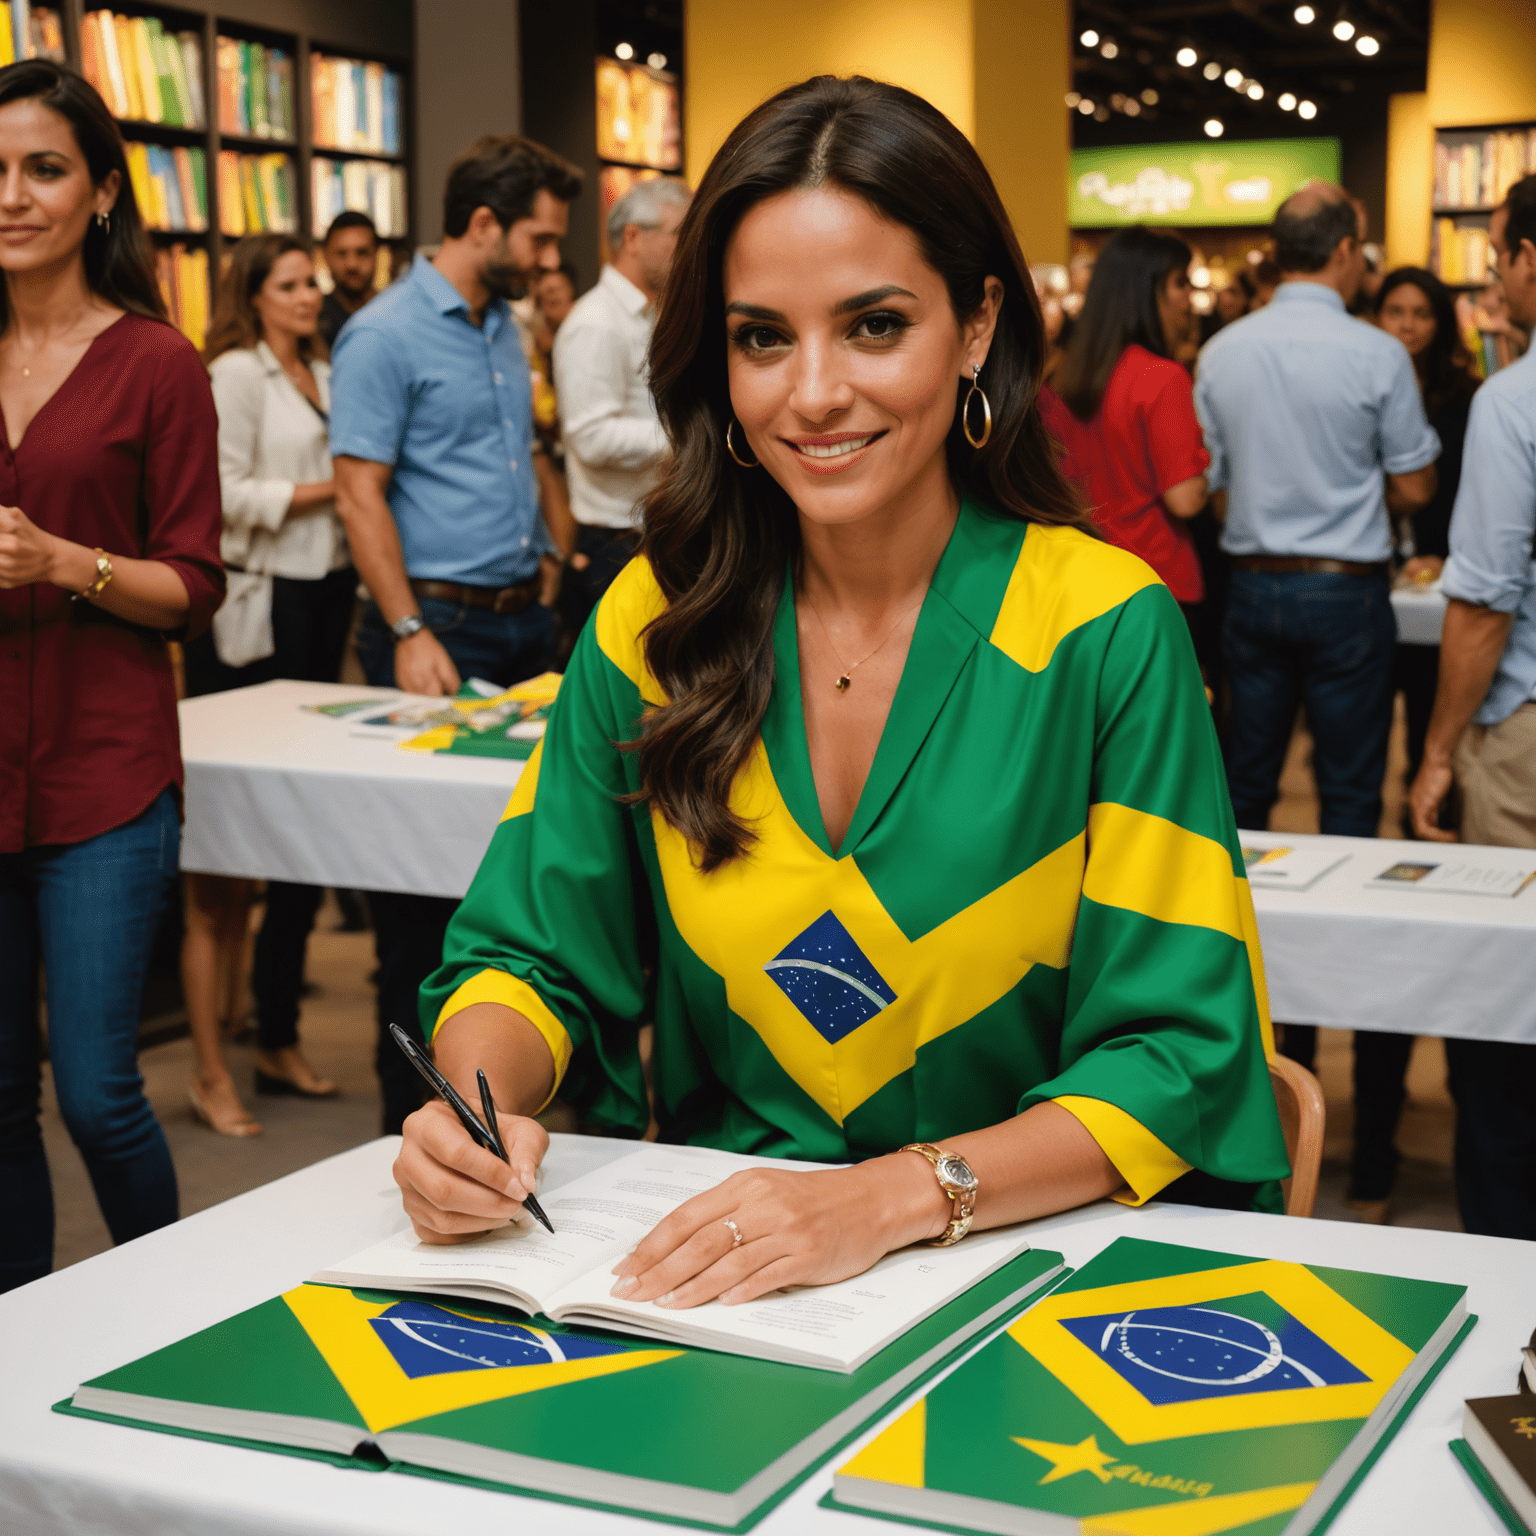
[59,1151,1066,1529]
[310,52,403,154]
[29,4,61,61]
[0,5,13,66]
[154,243,208,351]
[7,2,25,64]
[831,1236,1472,1536]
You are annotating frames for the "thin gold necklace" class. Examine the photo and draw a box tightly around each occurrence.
[805,588,926,693]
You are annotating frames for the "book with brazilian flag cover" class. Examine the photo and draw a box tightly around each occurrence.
[60,1246,1065,1530]
[832,1237,1471,1536]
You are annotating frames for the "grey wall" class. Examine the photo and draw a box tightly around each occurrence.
[414,0,523,244]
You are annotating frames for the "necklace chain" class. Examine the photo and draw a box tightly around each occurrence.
[806,589,926,693]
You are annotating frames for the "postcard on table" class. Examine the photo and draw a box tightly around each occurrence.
[1240,837,1350,892]
[1368,859,1536,898]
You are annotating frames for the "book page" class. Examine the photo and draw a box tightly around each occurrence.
[1368,859,1536,898]
[552,1223,1033,1372]
[312,1144,819,1312]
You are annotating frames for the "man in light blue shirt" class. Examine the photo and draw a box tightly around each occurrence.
[1196,184,1440,841]
[1408,174,1536,1240]
[329,134,582,1136]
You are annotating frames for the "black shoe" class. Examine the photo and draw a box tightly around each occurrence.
[255,1069,339,1099]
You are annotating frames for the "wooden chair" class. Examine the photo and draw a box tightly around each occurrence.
[1269,1053,1326,1218]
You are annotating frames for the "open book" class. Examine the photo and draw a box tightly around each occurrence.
[313,1143,1035,1374]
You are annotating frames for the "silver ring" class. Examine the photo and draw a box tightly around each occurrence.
[721,1218,744,1248]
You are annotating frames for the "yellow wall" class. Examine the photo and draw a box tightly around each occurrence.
[1386,0,1536,269]
[683,0,1070,263]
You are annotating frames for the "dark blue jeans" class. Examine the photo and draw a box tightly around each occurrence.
[0,789,181,1292]
[1222,569,1397,837]
[355,593,557,1134]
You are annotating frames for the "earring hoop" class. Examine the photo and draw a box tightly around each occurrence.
[962,364,992,449]
[726,419,760,468]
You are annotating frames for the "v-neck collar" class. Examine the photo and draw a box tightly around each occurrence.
[2,311,128,454]
[764,498,985,858]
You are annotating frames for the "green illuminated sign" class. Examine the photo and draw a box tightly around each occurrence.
[1069,137,1342,227]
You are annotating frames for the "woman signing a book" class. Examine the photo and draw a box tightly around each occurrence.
[395,77,1290,1306]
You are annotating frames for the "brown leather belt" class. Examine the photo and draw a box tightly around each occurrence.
[1233,556,1387,576]
[410,576,540,616]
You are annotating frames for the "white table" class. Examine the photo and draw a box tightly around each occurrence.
[1391,583,1446,646]
[0,1135,1525,1536]
[179,679,526,899]
[1250,833,1536,1043]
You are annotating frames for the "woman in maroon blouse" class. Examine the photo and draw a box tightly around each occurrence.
[0,62,223,1293]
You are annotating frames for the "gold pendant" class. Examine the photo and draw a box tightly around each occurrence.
[835,674,851,692]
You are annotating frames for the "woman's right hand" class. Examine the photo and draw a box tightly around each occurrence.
[393,1099,550,1244]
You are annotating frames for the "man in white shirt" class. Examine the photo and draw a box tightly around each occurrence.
[554,178,690,631]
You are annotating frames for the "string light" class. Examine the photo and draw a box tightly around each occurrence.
[1077,98,1096,115]
[1203,61,1222,80]
[1298,99,1318,119]
[1279,92,1298,110]
[1141,88,1159,105]
[1100,39,1119,58]
[614,41,634,59]
[1294,4,1316,20]
[1065,91,1081,108]
[1333,18,1355,40]
[1204,118,1225,137]
[1079,28,1100,46]
[1247,81,1264,99]
[647,51,667,69]
[1176,45,1198,66]
[1356,34,1380,55]
[1224,67,1243,88]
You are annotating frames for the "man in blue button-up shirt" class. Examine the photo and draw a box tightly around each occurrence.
[329,134,582,1135]
[1409,175,1536,1240]
[1196,183,1441,844]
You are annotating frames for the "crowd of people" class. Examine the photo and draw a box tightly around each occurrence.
[2,55,1534,1298]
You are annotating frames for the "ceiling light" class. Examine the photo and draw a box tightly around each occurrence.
[1176,45,1198,66]
[1100,39,1119,58]
[1298,99,1318,119]
[1065,91,1081,107]
[1333,18,1355,40]
[1224,67,1244,88]
[647,51,667,69]
[1204,118,1225,137]
[1247,81,1264,99]
[1141,87,1160,105]
[1294,4,1316,20]
[1077,98,1096,115]
[1080,28,1100,47]
[1203,60,1222,80]
[1356,34,1379,55]
[1279,91,1298,110]
[614,41,634,59]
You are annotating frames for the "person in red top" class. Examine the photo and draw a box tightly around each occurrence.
[1040,227,1210,631]
[0,62,223,1293]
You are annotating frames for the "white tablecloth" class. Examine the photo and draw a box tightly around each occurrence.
[179,680,526,899]
[1251,833,1536,1042]
[1392,583,1446,646]
[0,1134,1526,1536]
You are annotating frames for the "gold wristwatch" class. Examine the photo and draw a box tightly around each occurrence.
[72,548,113,603]
[900,1143,978,1246]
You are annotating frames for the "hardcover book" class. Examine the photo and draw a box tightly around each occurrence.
[832,1236,1470,1535]
[63,1246,1065,1530]
[1459,1395,1536,1534]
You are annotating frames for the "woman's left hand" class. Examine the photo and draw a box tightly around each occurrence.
[608,1156,947,1309]
[0,505,63,588]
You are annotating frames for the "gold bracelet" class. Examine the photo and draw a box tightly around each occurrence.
[72,548,113,602]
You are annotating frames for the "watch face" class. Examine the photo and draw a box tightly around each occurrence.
[936,1154,978,1192]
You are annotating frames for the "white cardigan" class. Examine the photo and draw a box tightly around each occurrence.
[207,342,349,578]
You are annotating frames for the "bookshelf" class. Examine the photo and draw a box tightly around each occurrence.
[1429,121,1536,289]
[49,0,413,348]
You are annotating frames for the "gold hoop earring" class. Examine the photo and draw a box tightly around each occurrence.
[962,364,992,449]
[726,419,760,468]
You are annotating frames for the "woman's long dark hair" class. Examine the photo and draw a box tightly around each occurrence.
[0,61,166,328]
[637,74,1092,870]
[1377,266,1479,420]
[1054,226,1192,420]
[204,233,325,365]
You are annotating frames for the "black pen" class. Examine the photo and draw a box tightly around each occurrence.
[388,1022,555,1234]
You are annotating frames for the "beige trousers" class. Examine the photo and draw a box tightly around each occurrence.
[1454,701,1536,849]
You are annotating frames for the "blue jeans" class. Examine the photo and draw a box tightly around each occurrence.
[0,789,181,1292]
[354,593,557,1134]
[1222,569,1397,837]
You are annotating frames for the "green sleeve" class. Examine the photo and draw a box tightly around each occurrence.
[1020,584,1290,1191]
[418,619,652,1135]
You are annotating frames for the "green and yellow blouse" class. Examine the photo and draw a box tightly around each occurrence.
[423,498,1289,1207]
